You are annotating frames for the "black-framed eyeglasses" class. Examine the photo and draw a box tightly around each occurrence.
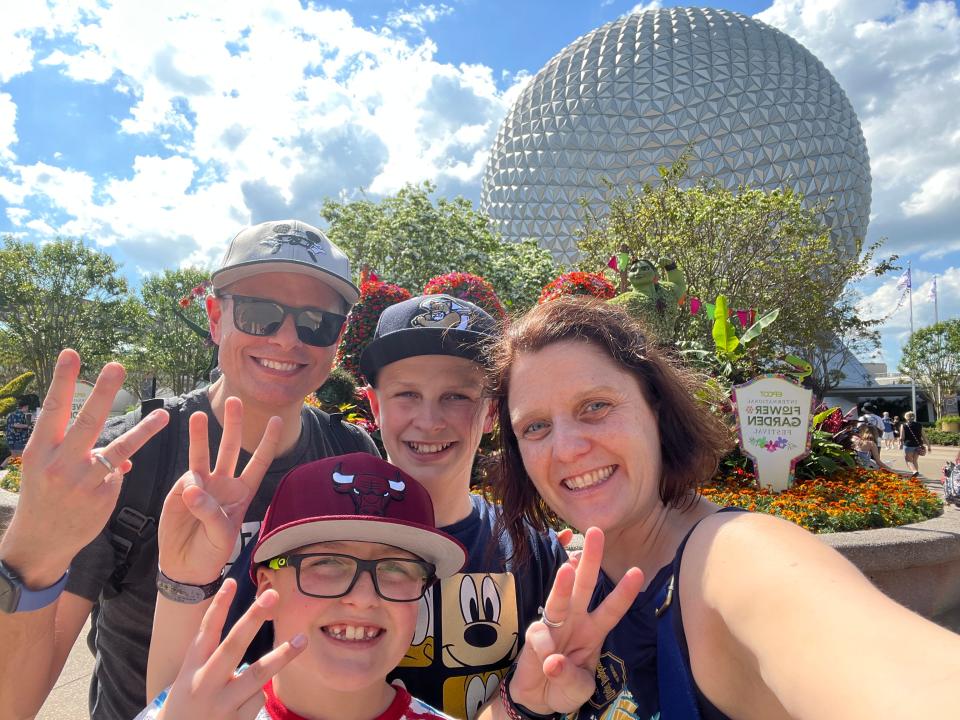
[218,294,347,348]
[267,553,437,602]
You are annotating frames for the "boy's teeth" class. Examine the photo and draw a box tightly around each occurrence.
[563,465,615,490]
[408,441,453,454]
[258,358,299,371]
[326,624,381,641]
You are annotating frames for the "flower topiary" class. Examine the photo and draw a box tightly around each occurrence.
[423,272,506,321]
[537,271,616,304]
[336,279,412,379]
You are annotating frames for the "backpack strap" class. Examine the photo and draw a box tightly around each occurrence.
[305,407,378,457]
[107,397,182,590]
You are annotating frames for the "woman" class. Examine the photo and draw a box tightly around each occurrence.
[851,425,892,471]
[899,410,929,477]
[489,297,958,720]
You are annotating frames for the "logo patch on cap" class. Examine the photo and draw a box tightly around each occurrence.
[332,463,406,516]
[260,224,327,262]
[411,297,473,331]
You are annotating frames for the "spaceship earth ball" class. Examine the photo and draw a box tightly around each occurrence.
[480,7,872,264]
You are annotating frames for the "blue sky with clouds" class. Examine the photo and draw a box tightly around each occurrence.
[1,0,958,370]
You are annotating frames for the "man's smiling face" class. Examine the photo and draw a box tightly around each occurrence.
[208,271,345,412]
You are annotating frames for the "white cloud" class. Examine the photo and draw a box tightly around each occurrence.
[755,1,960,257]
[1,1,528,266]
[628,2,663,15]
[386,4,454,33]
[901,167,960,217]
[857,265,960,365]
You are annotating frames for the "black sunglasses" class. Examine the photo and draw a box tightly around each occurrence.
[219,294,347,348]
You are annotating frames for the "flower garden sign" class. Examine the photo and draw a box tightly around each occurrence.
[732,375,814,492]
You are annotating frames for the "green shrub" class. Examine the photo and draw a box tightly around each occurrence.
[924,429,960,446]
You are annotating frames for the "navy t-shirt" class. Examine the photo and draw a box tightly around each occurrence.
[226,494,566,720]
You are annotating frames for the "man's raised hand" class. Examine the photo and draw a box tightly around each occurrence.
[1,350,169,587]
[158,398,281,586]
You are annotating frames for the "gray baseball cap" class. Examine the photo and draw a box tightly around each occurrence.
[211,220,359,306]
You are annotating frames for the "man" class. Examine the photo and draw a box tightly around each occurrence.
[147,294,568,720]
[0,220,377,720]
[2,397,31,468]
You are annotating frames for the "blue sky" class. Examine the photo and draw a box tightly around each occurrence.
[1,0,958,371]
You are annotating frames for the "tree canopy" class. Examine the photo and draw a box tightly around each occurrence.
[898,319,960,419]
[0,237,135,396]
[321,182,557,311]
[576,153,895,395]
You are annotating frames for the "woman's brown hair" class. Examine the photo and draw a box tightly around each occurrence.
[488,296,732,563]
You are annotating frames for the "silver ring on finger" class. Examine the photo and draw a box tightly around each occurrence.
[93,452,117,474]
[538,605,565,629]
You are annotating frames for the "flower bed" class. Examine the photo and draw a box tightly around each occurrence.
[702,466,943,533]
[1,457,21,493]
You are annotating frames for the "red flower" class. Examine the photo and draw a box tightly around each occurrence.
[538,272,616,304]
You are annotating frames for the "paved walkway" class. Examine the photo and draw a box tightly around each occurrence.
[10,443,960,718]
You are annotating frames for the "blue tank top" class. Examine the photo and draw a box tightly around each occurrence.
[570,509,744,720]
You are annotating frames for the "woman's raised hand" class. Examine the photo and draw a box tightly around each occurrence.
[3,350,169,585]
[507,528,645,714]
[153,579,306,720]
[157,398,281,585]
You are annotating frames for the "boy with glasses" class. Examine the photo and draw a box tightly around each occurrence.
[0,220,379,720]
[138,453,463,719]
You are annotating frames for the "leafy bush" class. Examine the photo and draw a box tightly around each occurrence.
[925,429,960,446]
[316,366,361,408]
[336,279,412,380]
[538,272,616,304]
[1,457,21,492]
[423,272,506,321]
[0,372,35,417]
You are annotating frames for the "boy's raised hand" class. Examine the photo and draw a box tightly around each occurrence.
[158,398,281,585]
[1,350,169,585]
[505,528,644,714]
[154,579,306,720]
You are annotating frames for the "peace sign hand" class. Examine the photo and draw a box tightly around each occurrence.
[157,397,282,585]
[507,528,645,714]
[1,350,169,587]
[154,579,306,720]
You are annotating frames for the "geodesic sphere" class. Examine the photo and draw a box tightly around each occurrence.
[481,7,871,264]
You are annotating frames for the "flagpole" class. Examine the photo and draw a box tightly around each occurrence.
[908,261,916,415]
[934,276,939,325]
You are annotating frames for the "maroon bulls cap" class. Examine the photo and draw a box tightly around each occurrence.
[251,453,466,580]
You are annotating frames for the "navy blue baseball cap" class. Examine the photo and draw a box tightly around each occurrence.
[359,294,499,384]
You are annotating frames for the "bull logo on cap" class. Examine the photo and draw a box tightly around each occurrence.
[332,463,406,516]
[411,297,472,331]
[261,223,327,262]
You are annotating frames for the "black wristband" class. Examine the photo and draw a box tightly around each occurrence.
[156,568,224,604]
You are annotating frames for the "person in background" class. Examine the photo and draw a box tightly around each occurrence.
[899,410,930,478]
[852,425,892,471]
[881,411,896,450]
[1,397,31,468]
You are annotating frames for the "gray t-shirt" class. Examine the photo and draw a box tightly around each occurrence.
[65,387,378,720]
